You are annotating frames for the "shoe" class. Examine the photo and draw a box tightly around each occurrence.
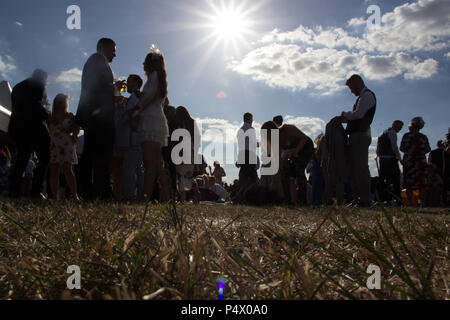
[31,193,47,202]
[346,200,358,207]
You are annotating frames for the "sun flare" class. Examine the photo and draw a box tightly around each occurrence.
[213,9,249,40]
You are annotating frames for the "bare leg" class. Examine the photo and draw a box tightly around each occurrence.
[49,164,60,200]
[157,156,169,202]
[142,141,160,200]
[63,163,78,198]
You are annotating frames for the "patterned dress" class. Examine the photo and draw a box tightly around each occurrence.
[400,131,431,189]
[49,114,78,165]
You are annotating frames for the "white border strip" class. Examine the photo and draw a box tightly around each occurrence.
[0,104,11,117]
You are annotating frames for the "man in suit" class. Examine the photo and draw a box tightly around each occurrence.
[8,69,50,198]
[76,38,117,200]
[341,74,377,207]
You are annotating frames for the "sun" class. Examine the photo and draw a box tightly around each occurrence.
[213,8,248,41]
[171,0,267,87]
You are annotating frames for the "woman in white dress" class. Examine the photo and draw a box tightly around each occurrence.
[132,46,169,201]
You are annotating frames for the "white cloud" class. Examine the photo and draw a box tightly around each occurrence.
[260,0,450,53]
[445,52,450,58]
[347,17,366,27]
[56,68,82,83]
[229,44,437,93]
[0,55,17,79]
[229,0,447,94]
[284,115,325,139]
[197,118,241,143]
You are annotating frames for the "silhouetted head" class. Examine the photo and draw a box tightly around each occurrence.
[97,38,116,63]
[175,106,195,140]
[437,140,444,149]
[273,115,283,127]
[392,120,404,133]
[143,46,168,99]
[31,69,48,87]
[409,117,425,132]
[243,112,253,125]
[345,74,365,96]
[261,120,278,147]
[52,93,69,121]
[208,176,216,188]
[127,74,143,94]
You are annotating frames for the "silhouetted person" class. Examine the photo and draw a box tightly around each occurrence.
[236,113,258,194]
[273,115,283,128]
[376,120,404,203]
[76,38,117,200]
[115,75,145,201]
[8,69,50,199]
[210,161,226,185]
[400,117,431,206]
[341,74,376,207]
[428,140,445,205]
[261,121,313,206]
[429,140,445,178]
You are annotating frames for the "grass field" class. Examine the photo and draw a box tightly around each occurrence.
[0,197,448,300]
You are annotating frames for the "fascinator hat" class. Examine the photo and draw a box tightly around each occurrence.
[409,117,425,130]
[143,44,164,73]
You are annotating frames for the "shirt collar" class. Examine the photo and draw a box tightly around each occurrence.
[359,86,368,96]
[98,52,109,63]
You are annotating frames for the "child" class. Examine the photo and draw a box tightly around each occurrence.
[48,94,80,200]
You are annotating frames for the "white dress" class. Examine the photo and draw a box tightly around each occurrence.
[137,71,169,147]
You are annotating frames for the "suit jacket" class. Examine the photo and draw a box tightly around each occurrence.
[76,53,115,130]
[8,78,49,140]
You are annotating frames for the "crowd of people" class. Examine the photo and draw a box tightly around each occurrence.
[1,38,449,208]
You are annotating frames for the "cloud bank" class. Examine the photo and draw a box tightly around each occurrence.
[228,0,449,94]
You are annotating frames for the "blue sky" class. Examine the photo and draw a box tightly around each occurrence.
[1,0,449,183]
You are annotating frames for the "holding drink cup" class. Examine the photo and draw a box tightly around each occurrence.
[114,78,127,106]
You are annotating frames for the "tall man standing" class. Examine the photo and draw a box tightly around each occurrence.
[76,38,117,200]
[8,69,50,199]
[341,74,376,207]
[236,112,258,193]
[376,120,404,203]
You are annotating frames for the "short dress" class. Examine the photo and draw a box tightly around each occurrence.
[400,131,431,189]
[49,115,78,165]
[137,71,169,147]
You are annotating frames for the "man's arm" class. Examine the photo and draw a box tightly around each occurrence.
[342,91,375,121]
[376,136,381,158]
[30,83,49,122]
[388,130,402,161]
